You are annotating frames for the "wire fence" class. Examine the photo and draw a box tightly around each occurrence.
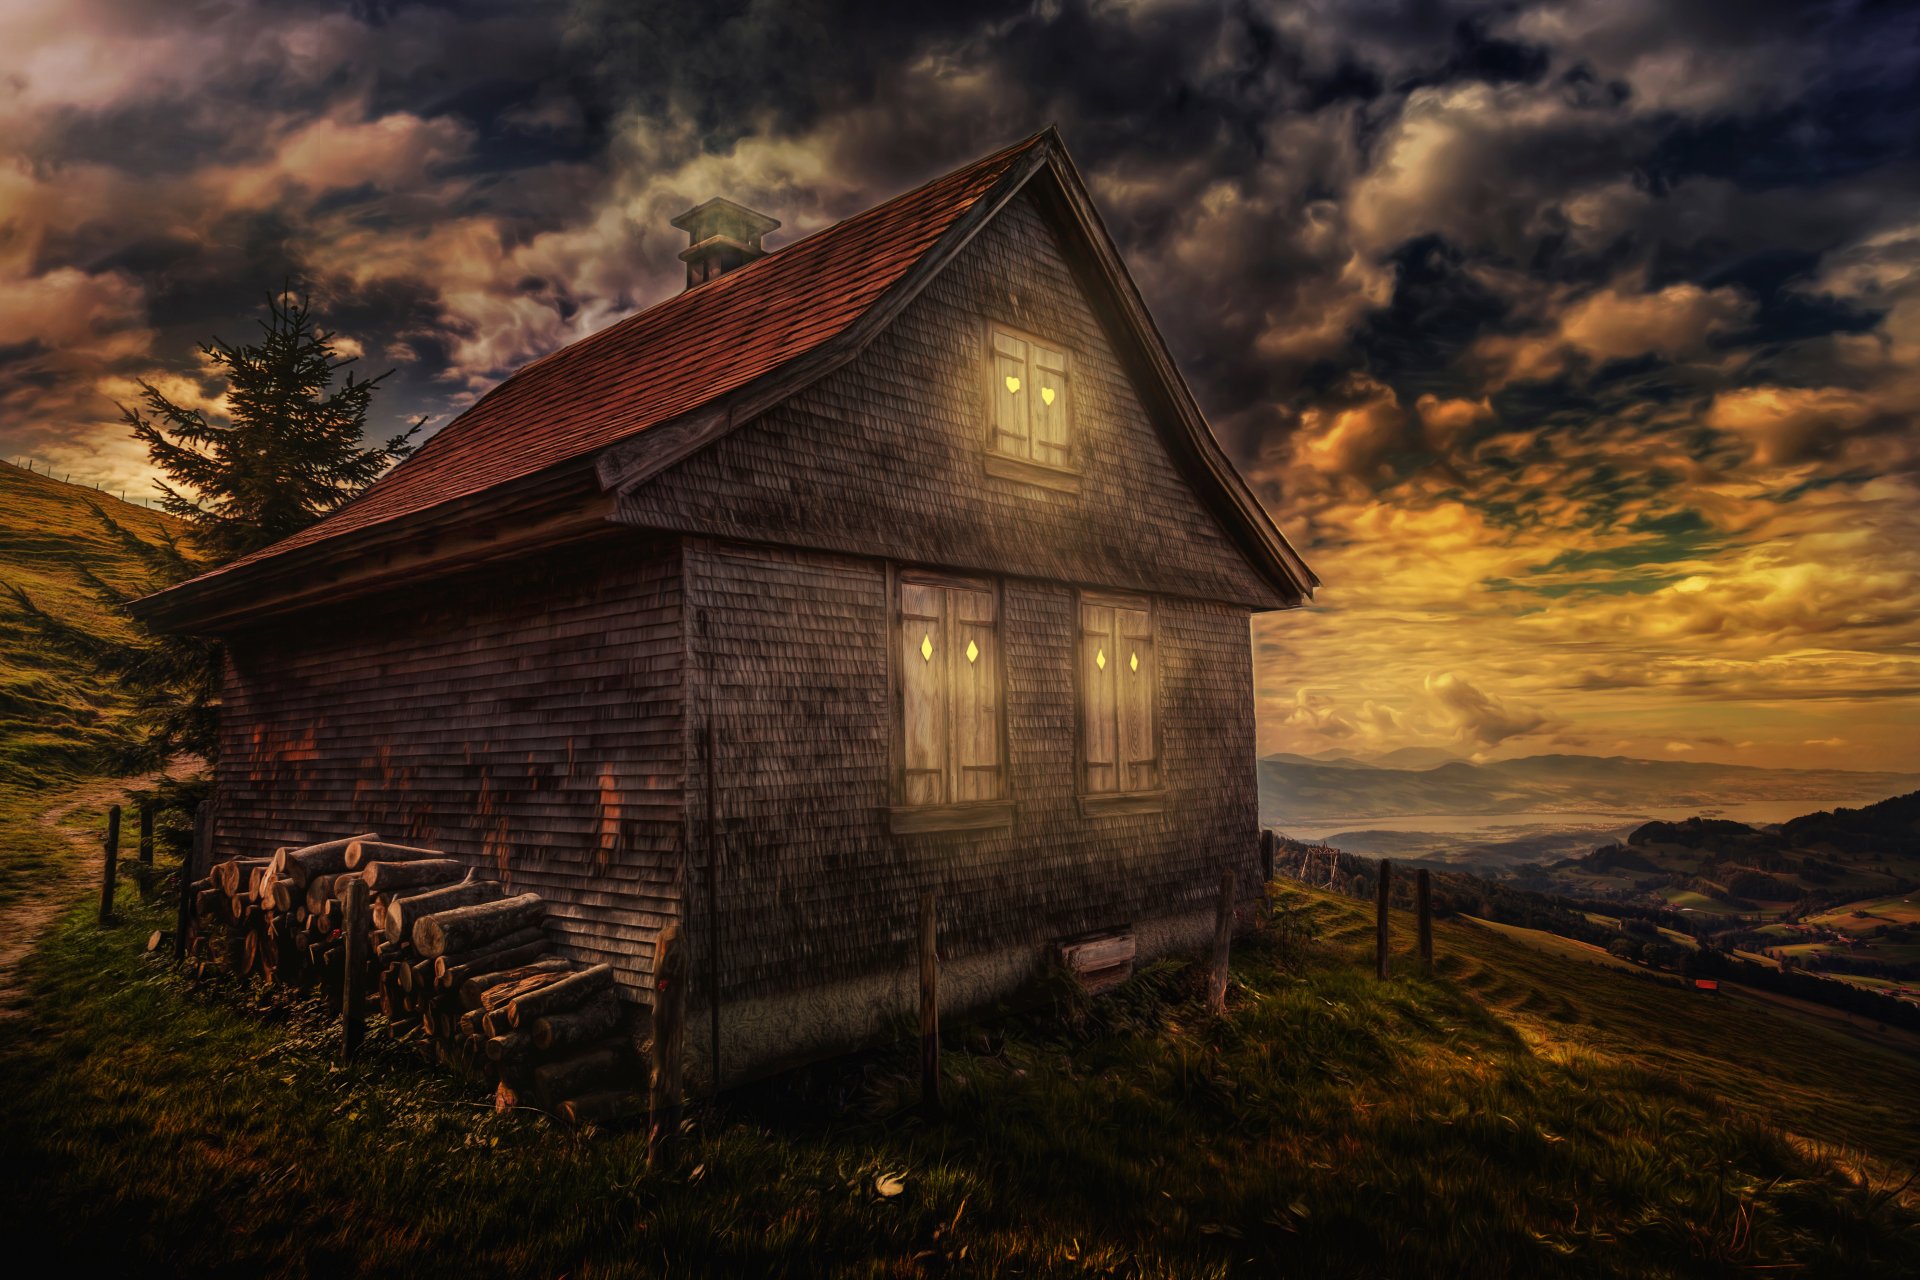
[5,456,167,508]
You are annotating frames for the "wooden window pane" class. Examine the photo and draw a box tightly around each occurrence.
[992,331,1030,459]
[1117,607,1158,792]
[1029,344,1069,467]
[900,583,948,806]
[1079,602,1117,794]
[952,587,1002,801]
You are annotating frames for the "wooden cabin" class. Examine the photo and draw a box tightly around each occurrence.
[135,129,1317,1084]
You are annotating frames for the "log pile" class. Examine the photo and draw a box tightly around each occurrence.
[182,834,644,1124]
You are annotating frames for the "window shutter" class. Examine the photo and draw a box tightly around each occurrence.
[951,587,1003,801]
[1080,601,1118,793]
[991,331,1030,459]
[900,583,948,806]
[1117,606,1158,791]
[1029,343,1069,468]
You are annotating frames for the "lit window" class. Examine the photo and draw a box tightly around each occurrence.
[899,577,1005,807]
[1080,594,1158,795]
[989,327,1070,469]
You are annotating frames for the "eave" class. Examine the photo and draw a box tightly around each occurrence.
[128,460,612,634]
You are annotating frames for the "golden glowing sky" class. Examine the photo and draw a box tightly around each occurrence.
[3,1,1916,771]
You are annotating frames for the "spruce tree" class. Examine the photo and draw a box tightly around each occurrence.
[127,291,421,561]
[4,290,422,767]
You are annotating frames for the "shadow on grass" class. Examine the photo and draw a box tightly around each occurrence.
[0,879,1915,1278]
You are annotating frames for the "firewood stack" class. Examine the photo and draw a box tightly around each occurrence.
[182,834,646,1125]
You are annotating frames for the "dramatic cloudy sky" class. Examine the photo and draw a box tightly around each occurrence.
[5,0,1918,771]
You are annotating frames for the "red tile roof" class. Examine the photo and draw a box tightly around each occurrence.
[193,132,1046,586]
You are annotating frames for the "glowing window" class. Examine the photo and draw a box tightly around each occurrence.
[989,326,1071,469]
[899,577,1004,807]
[1079,594,1158,796]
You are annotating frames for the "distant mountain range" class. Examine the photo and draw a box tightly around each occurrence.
[1260,751,1920,828]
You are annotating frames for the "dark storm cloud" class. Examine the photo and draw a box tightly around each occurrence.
[4,0,1919,766]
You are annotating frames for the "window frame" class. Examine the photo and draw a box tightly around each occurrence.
[886,564,1015,834]
[1074,588,1168,818]
[981,319,1081,494]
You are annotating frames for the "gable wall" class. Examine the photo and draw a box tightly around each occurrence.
[212,535,686,992]
[683,537,1260,1016]
[619,187,1288,609]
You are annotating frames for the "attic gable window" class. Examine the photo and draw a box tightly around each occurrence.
[891,571,1013,835]
[1078,592,1166,817]
[984,324,1079,493]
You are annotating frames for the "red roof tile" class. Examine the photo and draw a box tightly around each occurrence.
[193,132,1045,585]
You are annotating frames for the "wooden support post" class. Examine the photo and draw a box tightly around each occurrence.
[138,801,154,865]
[1416,868,1433,970]
[701,722,721,1095]
[649,922,687,1164]
[340,878,370,1062]
[96,804,121,925]
[919,893,940,1112]
[174,802,206,962]
[1207,868,1234,1014]
[1376,859,1392,980]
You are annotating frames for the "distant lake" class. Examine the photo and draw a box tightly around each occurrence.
[1273,797,1882,844]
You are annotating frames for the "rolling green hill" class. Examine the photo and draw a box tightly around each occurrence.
[0,460,179,785]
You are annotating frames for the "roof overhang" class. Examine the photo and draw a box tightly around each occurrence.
[127,459,612,633]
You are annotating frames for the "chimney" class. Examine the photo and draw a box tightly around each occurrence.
[670,197,781,289]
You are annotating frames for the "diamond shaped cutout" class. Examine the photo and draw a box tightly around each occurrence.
[1095,647,1106,671]
[920,633,933,662]
[1130,651,1139,672]
[966,639,979,664]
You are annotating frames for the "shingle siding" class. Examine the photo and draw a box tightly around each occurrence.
[213,536,686,992]
[684,538,1259,1007]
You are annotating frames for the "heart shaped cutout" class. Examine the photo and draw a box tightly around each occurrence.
[1040,386,1056,406]
[1004,375,1021,394]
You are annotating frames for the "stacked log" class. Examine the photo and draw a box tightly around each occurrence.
[183,834,643,1125]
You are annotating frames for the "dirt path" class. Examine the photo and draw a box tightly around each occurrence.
[0,773,164,1018]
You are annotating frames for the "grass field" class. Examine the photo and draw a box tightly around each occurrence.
[1808,897,1920,934]
[1462,915,1653,975]
[0,784,78,911]
[1659,887,1750,918]
[2,789,1918,1278]
[0,461,178,786]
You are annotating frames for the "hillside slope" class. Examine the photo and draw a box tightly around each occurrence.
[0,461,180,785]
[1261,751,1920,826]
[1,855,1914,1276]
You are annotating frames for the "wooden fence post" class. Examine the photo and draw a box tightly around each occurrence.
[340,878,370,1061]
[1207,868,1234,1014]
[96,804,121,925]
[1375,859,1392,980]
[1416,869,1433,969]
[650,921,687,1164]
[1260,829,1276,885]
[173,802,206,961]
[920,892,940,1112]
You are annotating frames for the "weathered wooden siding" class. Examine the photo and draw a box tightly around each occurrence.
[619,187,1287,610]
[213,536,685,992]
[684,538,1260,1007]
